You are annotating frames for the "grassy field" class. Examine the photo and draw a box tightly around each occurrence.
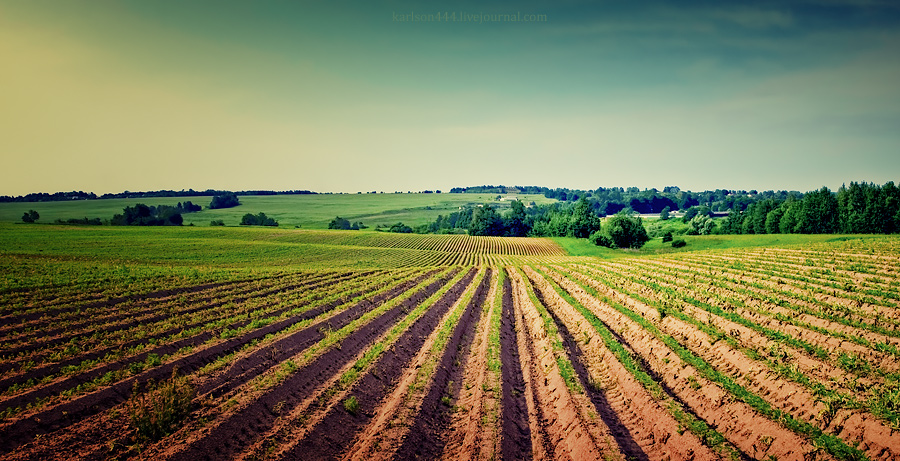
[0,193,556,229]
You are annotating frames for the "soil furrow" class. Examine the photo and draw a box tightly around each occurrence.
[196,269,439,400]
[0,272,351,361]
[168,268,471,461]
[0,271,352,351]
[498,270,532,461]
[273,268,478,461]
[440,269,500,461]
[554,266,834,461]
[391,268,490,459]
[0,270,399,416]
[0,270,429,456]
[0,272,371,385]
[0,278,260,328]
[510,268,610,461]
[524,268,648,461]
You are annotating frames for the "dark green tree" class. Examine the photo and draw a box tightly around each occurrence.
[659,206,671,221]
[504,200,529,237]
[568,197,602,238]
[469,206,503,236]
[328,216,352,230]
[209,193,240,209]
[21,210,39,223]
[603,214,650,249]
[795,187,838,234]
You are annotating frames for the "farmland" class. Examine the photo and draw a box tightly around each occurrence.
[0,193,556,229]
[1,223,900,460]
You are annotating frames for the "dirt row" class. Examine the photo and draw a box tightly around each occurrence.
[0,271,372,382]
[545,266,830,461]
[523,266,717,461]
[554,265,900,460]
[162,267,473,460]
[0,270,413,422]
[0,271,361,363]
[0,269,440,457]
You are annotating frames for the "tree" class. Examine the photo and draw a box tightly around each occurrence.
[469,206,503,236]
[603,214,650,249]
[241,212,278,226]
[659,206,671,221]
[688,215,716,235]
[765,205,785,234]
[795,187,838,234]
[21,210,39,223]
[328,216,352,230]
[504,200,529,237]
[568,198,601,238]
[209,193,240,209]
[111,204,182,226]
[388,222,413,233]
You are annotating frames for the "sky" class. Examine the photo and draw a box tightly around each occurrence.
[1,0,899,195]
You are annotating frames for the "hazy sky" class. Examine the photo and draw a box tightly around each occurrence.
[2,1,899,195]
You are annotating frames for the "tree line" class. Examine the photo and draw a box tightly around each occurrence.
[720,182,900,235]
[375,198,651,248]
[2,189,316,203]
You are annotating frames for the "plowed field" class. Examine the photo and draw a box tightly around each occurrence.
[2,228,899,460]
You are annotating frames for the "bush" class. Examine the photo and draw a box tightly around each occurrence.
[209,220,225,226]
[209,193,240,209]
[388,222,413,233]
[343,395,360,415]
[55,217,103,225]
[688,215,716,235]
[21,210,39,223]
[111,204,182,226]
[588,230,614,248]
[604,214,650,249]
[328,216,351,230]
[240,212,278,226]
[671,238,687,248]
[662,231,673,243]
[127,368,195,442]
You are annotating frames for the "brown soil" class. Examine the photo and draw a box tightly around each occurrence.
[551,266,831,461]
[163,268,469,461]
[0,270,435,457]
[509,268,612,461]
[525,266,719,461]
[266,268,477,461]
[440,269,500,461]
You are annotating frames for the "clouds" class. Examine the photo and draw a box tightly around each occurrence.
[0,1,898,195]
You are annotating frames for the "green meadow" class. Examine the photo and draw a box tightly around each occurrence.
[0,193,556,229]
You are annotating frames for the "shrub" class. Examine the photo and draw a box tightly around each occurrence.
[209,193,240,209]
[127,369,195,442]
[328,216,352,230]
[671,238,687,248]
[605,214,650,249]
[111,204,182,226]
[55,217,102,225]
[240,212,278,226]
[343,395,360,415]
[662,231,673,243]
[21,210,39,223]
[388,222,413,233]
[588,230,614,248]
[209,219,225,226]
